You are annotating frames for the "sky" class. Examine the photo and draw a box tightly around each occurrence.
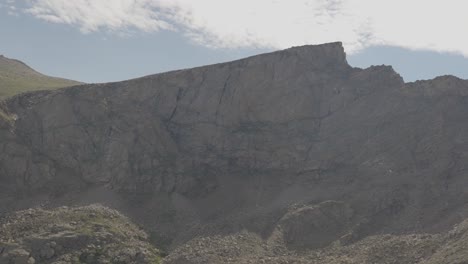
[1,0,468,83]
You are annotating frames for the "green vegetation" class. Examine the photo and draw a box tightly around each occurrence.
[0,55,82,99]
[0,109,13,122]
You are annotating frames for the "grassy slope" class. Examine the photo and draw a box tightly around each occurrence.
[0,55,82,99]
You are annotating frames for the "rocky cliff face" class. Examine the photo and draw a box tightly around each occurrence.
[1,42,468,259]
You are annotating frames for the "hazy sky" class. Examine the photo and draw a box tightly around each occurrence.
[1,0,467,83]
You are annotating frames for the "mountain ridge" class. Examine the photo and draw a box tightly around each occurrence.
[3,42,466,103]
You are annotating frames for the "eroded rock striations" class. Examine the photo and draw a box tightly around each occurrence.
[1,42,468,263]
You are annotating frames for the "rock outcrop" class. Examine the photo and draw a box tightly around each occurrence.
[1,42,468,262]
[0,205,161,264]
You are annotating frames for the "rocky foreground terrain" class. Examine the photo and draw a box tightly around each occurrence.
[2,42,468,263]
[165,214,468,264]
[0,205,161,264]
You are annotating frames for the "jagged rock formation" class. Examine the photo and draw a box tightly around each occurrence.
[0,205,161,264]
[1,42,468,263]
[0,55,81,98]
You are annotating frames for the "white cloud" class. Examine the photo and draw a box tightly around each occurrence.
[17,0,468,56]
[25,0,176,33]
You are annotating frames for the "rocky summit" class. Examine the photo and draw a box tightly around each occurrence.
[1,42,468,263]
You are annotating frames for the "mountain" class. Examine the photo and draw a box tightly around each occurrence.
[0,55,81,98]
[1,42,468,263]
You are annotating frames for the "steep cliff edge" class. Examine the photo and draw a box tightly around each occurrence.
[1,42,468,259]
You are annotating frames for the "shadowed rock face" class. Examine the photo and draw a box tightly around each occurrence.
[1,42,468,252]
